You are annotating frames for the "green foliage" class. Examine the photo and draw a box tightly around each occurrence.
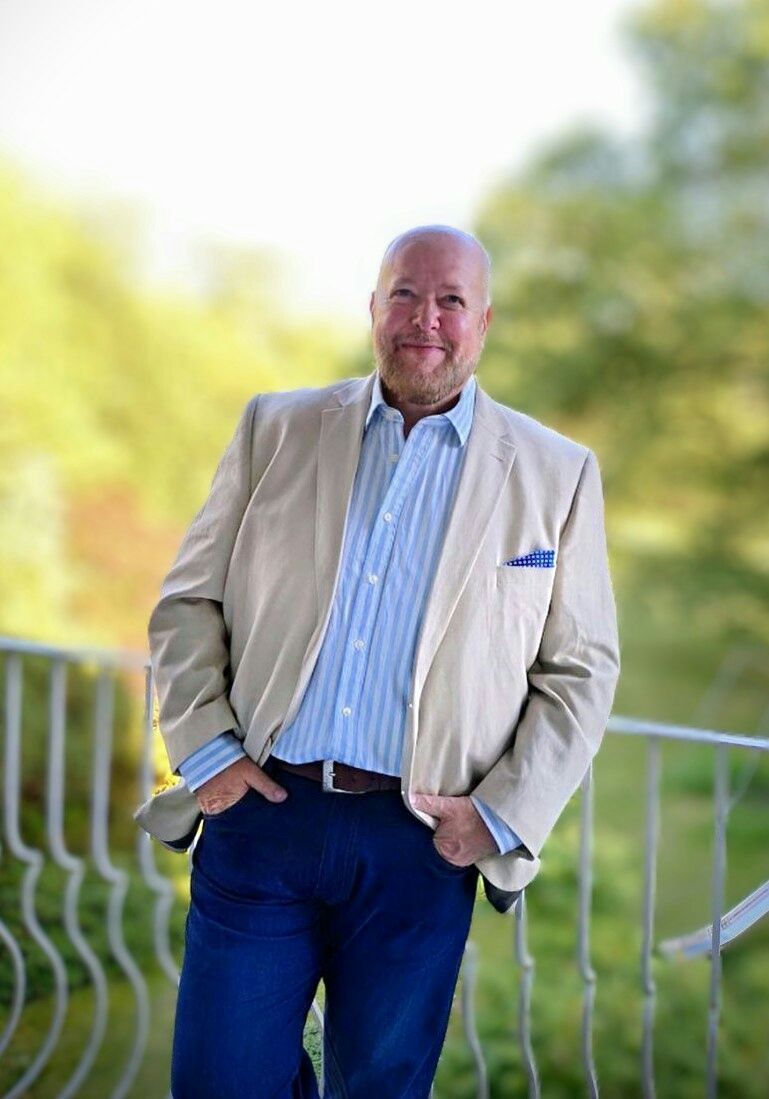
[475,0,769,660]
[0,164,358,647]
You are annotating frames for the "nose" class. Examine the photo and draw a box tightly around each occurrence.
[411,297,440,333]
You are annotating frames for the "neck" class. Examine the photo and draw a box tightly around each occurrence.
[379,377,466,437]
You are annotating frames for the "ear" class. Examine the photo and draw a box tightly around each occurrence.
[369,291,376,324]
[480,304,493,334]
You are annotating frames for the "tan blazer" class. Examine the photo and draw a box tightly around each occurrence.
[134,369,620,910]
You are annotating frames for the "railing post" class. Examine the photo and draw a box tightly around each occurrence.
[45,656,109,1099]
[513,890,540,1098]
[460,939,489,1099]
[640,737,661,1099]
[578,763,598,1098]
[90,668,150,1099]
[706,743,729,1098]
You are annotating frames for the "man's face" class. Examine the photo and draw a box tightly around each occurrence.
[369,235,492,407]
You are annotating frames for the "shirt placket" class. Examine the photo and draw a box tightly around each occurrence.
[332,414,434,763]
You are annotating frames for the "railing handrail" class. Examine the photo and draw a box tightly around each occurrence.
[2,636,767,754]
[607,714,769,753]
[0,635,148,670]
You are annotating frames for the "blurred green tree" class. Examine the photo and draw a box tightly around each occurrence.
[0,165,355,646]
[475,0,769,652]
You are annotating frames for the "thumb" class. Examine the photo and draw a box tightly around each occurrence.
[245,759,288,802]
[411,793,449,817]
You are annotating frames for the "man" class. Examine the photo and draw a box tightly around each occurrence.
[134,225,621,1098]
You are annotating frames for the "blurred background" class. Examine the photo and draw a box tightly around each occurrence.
[0,1,767,1096]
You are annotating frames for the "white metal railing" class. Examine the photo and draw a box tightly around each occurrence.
[1,636,767,1098]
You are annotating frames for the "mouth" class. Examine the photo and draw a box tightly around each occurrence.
[399,342,445,351]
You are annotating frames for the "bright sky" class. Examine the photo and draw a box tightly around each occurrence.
[0,0,647,322]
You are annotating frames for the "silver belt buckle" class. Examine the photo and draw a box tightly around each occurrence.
[322,759,363,794]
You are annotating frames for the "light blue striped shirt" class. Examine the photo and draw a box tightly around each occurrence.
[177,372,522,854]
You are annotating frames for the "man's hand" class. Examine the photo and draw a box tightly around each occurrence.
[410,793,498,866]
[196,756,288,816]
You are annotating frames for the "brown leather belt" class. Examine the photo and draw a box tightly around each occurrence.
[273,758,401,794]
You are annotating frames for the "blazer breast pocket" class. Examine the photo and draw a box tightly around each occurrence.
[495,560,556,607]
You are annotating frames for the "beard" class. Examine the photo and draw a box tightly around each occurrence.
[373,333,482,406]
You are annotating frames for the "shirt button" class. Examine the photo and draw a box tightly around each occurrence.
[408,702,414,710]
[389,453,399,463]
[341,706,352,717]
[367,573,378,585]
[383,512,393,523]
[353,639,365,650]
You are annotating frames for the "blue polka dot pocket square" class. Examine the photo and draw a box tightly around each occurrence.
[502,549,556,568]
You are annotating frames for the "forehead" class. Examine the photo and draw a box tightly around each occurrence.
[384,235,484,288]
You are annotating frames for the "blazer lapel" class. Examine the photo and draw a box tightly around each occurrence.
[313,372,377,641]
[411,385,518,696]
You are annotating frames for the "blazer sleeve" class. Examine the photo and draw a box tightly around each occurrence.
[148,397,259,774]
[470,447,621,859]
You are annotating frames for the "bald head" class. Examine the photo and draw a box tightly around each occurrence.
[376,225,492,309]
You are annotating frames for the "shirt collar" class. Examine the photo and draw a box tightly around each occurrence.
[365,371,477,446]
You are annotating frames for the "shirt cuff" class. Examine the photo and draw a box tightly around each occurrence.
[470,795,524,855]
[177,730,247,792]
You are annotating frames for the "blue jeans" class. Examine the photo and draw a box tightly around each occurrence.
[171,757,479,1098]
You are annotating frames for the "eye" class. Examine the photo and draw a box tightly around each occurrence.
[443,294,464,306]
[391,287,413,298]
